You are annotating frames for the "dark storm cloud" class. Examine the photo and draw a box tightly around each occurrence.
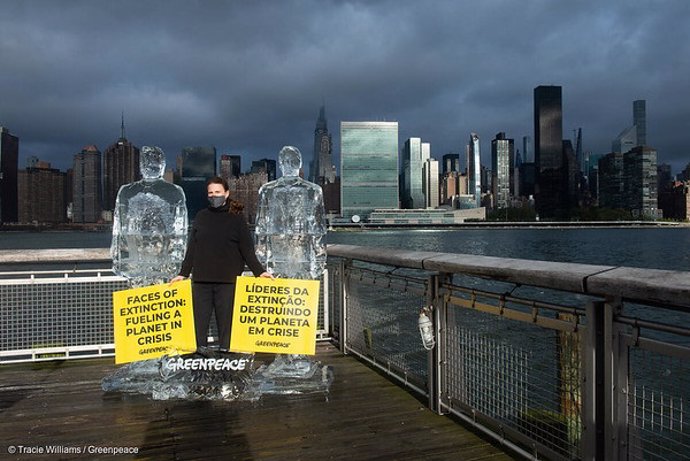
[1,0,689,173]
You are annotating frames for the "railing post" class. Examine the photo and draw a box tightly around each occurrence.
[582,300,606,460]
[582,298,627,461]
[339,258,350,355]
[427,272,449,414]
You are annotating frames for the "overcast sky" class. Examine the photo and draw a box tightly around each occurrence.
[2,0,689,175]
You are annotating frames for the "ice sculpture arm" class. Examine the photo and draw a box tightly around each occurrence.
[254,185,269,266]
[310,187,327,277]
[169,197,189,270]
[110,185,126,276]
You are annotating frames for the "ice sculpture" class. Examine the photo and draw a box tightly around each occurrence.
[253,146,332,392]
[111,146,188,287]
[101,348,257,401]
[255,146,327,279]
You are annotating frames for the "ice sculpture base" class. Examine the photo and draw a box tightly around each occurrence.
[247,362,334,397]
[101,348,256,401]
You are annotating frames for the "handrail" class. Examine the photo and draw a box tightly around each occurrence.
[3,245,690,309]
[327,244,690,309]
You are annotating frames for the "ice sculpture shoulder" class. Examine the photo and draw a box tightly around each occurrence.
[111,146,188,287]
[255,146,326,280]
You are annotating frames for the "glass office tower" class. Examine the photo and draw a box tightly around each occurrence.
[178,146,217,218]
[633,99,646,147]
[534,85,565,217]
[402,137,428,209]
[467,133,481,208]
[340,121,398,221]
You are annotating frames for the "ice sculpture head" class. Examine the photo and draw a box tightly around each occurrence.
[278,146,302,178]
[140,146,166,180]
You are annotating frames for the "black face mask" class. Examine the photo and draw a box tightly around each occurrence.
[208,196,226,208]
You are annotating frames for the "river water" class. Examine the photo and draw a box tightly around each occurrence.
[2,227,690,271]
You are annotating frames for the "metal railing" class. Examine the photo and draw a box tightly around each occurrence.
[0,249,330,363]
[326,244,690,461]
[2,245,689,459]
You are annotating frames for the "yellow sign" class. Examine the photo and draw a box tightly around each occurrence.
[230,276,320,355]
[112,280,197,364]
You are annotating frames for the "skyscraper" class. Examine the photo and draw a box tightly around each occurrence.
[491,132,513,209]
[401,137,428,208]
[633,99,646,147]
[442,153,460,174]
[612,125,637,154]
[0,126,19,223]
[534,85,565,217]
[312,105,336,184]
[103,118,140,211]
[422,158,439,208]
[219,154,242,180]
[177,146,217,218]
[251,159,277,181]
[467,133,481,208]
[340,121,398,221]
[72,145,102,223]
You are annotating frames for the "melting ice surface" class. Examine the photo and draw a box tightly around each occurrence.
[101,349,334,400]
[111,146,187,287]
[252,146,331,392]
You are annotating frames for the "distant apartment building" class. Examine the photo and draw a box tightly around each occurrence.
[72,145,102,223]
[0,126,19,223]
[491,132,514,209]
[18,162,67,223]
[103,129,139,211]
[340,121,398,221]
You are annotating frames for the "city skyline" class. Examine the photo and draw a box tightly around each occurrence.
[1,1,689,174]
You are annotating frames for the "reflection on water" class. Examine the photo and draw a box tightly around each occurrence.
[2,227,690,271]
[327,227,690,271]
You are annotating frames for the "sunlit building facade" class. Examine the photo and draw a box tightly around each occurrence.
[467,133,481,208]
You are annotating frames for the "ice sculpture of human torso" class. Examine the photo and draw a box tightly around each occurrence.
[255,146,326,280]
[111,146,188,287]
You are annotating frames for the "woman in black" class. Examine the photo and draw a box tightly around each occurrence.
[171,176,271,350]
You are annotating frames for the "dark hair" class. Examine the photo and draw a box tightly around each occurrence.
[206,176,244,214]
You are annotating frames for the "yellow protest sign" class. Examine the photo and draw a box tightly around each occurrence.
[112,280,197,364]
[230,276,320,355]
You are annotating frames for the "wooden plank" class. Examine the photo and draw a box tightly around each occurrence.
[0,344,517,460]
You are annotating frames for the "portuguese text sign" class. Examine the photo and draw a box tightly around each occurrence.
[112,279,196,364]
[230,276,320,355]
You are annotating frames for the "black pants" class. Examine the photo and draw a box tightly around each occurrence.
[192,282,236,350]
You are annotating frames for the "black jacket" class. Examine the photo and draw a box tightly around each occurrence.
[179,204,265,283]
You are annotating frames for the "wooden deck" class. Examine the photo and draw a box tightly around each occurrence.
[0,343,517,460]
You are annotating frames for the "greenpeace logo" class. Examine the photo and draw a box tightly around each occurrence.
[163,357,249,372]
